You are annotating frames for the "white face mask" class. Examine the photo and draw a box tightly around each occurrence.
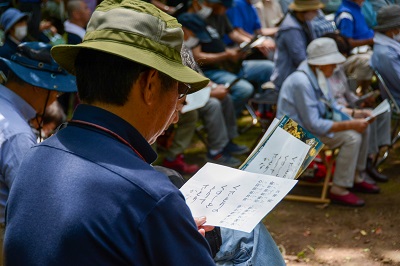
[196,5,212,19]
[184,36,200,49]
[14,25,28,41]
[393,32,400,42]
[316,68,329,98]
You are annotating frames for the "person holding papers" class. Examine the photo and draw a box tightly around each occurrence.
[371,5,400,109]
[325,33,391,182]
[277,38,380,207]
[180,1,275,115]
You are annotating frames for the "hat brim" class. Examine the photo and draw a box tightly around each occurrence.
[4,13,29,33]
[289,2,324,11]
[374,23,400,32]
[307,52,346,66]
[51,41,209,94]
[0,57,77,92]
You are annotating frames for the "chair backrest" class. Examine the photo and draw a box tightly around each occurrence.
[374,69,400,115]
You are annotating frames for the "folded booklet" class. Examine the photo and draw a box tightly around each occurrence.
[180,116,324,232]
[365,99,390,122]
[239,36,267,53]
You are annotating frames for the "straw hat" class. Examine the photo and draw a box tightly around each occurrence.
[289,0,324,12]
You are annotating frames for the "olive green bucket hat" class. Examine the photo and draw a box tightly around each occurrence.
[51,0,209,93]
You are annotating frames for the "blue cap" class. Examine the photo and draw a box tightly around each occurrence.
[0,42,77,92]
[0,8,29,33]
[177,13,211,43]
[205,0,234,8]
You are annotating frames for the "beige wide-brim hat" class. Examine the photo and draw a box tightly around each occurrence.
[307,38,346,66]
[289,0,324,12]
[51,0,209,93]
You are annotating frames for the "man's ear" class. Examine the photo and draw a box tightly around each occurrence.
[138,69,159,106]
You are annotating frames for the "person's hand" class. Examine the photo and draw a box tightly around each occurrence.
[39,20,52,31]
[349,119,369,133]
[360,109,373,118]
[194,216,214,237]
[210,84,228,100]
[226,48,246,62]
[255,38,275,57]
[361,109,376,123]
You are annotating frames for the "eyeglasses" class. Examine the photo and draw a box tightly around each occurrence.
[178,82,190,99]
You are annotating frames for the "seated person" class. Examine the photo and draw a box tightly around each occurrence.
[252,0,283,28]
[224,0,277,59]
[277,37,380,207]
[163,47,249,172]
[370,4,400,108]
[325,32,391,182]
[163,44,285,266]
[64,0,91,44]
[311,9,335,38]
[335,0,374,48]
[271,0,323,90]
[180,1,275,115]
[0,8,29,60]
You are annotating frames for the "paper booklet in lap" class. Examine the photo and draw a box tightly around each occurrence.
[180,115,324,233]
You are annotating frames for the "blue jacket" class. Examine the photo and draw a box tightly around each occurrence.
[271,13,315,89]
[4,104,215,265]
[335,0,374,40]
[0,84,36,224]
[277,61,340,138]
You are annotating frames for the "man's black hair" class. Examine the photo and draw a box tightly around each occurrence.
[323,32,352,56]
[74,49,176,106]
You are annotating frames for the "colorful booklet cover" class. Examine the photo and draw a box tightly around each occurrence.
[240,115,324,179]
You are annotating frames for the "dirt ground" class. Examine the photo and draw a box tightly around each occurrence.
[156,118,400,266]
[265,146,400,266]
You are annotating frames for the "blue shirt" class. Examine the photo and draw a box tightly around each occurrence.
[4,104,215,265]
[335,0,374,40]
[277,61,339,138]
[0,84,36,224]
[225,0,261,45]
[371,33,400,107]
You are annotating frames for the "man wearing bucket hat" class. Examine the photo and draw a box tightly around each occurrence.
[277,37,380,207]
[0,41,76,254]
[371,4,400,107]
[271,0,323,90]
[0,8,29,60]
[4,0,217,264]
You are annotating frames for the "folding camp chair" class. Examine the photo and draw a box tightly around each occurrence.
[373,70,400,166]
[285,147,338,204]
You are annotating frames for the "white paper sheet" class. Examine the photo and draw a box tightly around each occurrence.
[366,99,390,121]
[241,127,311,179]
[181,87,211,113]
[180,163,297,233]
